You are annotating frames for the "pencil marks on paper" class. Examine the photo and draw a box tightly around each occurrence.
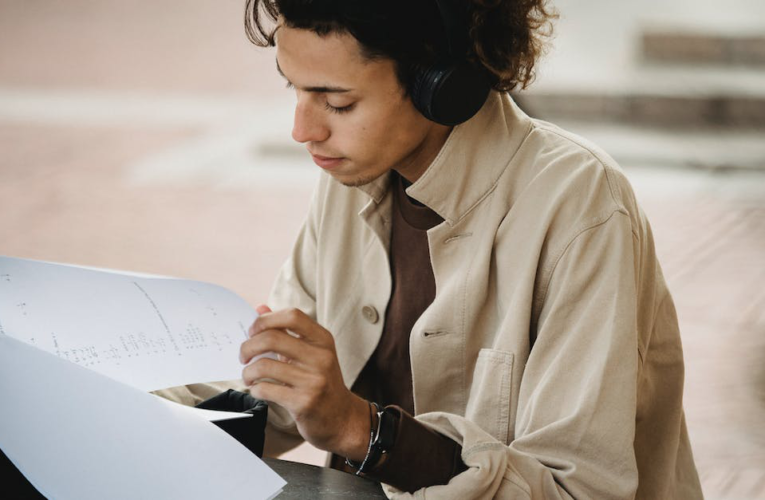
[0,256,256,391]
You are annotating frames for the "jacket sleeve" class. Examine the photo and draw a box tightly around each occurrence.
[385,210,641,499]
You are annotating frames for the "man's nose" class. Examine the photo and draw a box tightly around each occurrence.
[291,100,330,144]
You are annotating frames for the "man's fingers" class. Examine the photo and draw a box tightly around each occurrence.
[247,379,294,407]
[250,308,328,342]
[239,328,310,365]
[255,304,272,315]
[248,304,273,337]
[242,356,308,388]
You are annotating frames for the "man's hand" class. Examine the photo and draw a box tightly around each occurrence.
[240,305,372,460]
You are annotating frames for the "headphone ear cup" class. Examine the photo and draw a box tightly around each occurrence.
[410,61,491,126]
[409,63,445,122]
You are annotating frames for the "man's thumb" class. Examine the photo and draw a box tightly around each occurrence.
[255,304,272,315]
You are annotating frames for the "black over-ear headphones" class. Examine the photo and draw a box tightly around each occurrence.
[409,0,492,126]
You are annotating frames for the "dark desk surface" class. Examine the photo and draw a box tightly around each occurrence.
[263,458,387,499]
[1,449,386,499]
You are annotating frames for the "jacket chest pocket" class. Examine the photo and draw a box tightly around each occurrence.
[465,348,514,444]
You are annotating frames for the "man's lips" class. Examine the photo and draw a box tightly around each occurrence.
[310,152,344,170]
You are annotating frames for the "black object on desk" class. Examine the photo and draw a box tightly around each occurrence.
[264,458,387,499]
[197,391,386,498]
[0,447,46,499]
[195,389,268,457]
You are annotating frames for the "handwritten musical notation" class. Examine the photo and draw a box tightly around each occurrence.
[0,256,257,391]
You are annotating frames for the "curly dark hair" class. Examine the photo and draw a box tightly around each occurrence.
[244,0,557,92]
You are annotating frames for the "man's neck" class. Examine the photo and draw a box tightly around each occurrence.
[395,124,453,184]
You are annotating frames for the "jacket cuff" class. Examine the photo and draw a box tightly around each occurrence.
[364,405,467,492]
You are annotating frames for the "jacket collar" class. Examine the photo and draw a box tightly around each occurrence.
[356,92,532,226]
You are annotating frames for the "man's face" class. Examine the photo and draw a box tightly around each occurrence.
[275,26,450,186]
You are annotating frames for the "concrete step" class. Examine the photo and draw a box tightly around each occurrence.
[551,120,765,172]
[641,30,765,66]
[515,64,765,128]
[514,91,765,128]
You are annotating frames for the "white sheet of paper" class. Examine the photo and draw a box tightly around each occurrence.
[0,335,285,500]
[0,256,256,391]
[159,398,254,422]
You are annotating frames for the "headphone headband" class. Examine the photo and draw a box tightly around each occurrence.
[409,0,491,126]
[434,0,469,59]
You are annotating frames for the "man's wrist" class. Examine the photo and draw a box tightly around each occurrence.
[336,396,375,461]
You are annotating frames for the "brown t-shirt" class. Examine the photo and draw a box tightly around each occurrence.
[356,170,443,413]
[331,172,466,492]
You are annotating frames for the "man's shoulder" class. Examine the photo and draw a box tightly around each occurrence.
[505,118,639,225]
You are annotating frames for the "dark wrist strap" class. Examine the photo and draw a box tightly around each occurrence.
[346,402,401,475]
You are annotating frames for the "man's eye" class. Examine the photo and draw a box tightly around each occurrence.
[324,102,355,114]
[285,81,294,90]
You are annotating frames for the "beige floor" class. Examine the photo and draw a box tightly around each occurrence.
[633,172,765,499]
[2,1,764,498]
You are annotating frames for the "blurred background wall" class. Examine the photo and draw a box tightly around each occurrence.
[1,1,763,498]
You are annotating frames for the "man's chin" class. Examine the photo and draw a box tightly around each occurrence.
[331,170,387,188]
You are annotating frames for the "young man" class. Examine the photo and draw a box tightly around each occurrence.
[167,0,704,497]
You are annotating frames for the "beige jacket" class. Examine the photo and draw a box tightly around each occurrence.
[158,92,702,498]
[263,92,702,499]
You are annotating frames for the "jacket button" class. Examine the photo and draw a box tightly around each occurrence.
[361,305,379,324]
